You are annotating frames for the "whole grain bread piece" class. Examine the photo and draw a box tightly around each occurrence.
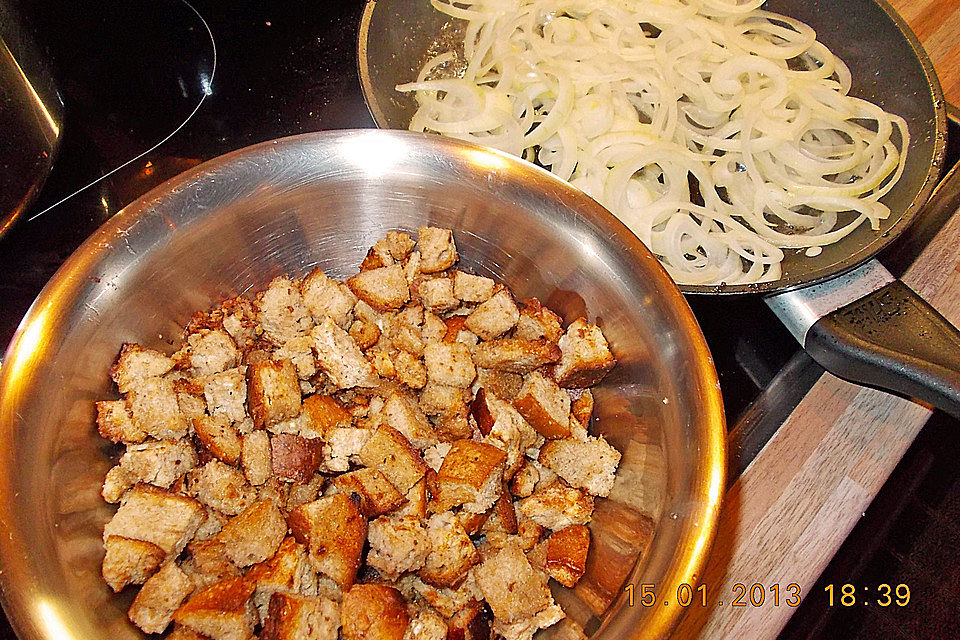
[418,512,481,589]
[433,440,505,513]
[194,416,243,465]
[475,368,524,401]
[366,515,431,580]
[380,391,438,449]
[261,592,341,640]
[416,227,458,274]
[213,499,286,568]
[128,560,195,634]
[322,427,372,473]
[246,537,320,619]
[288,494,368,590]
[174,576,257,640]
[301,394,353,438]
[185,460,257,516]
[271,433,324,483]
[385,231,416,261]
[330,467,406,518]
[241,430,272,486]
[512,371,572,439]
[257,276,314,345]
[103,484,205,558]
[514,299,564,343]
[111,343,176,394]
[551,318,616,388]
[537,435,621,497]
[544,524,590,587]
[517,480,594,531]
[452,271,495,303]
[118,439,199,489]
[347,264,411,312]
[472,339,561,374]
[96,399,146,444]
[341,584,410,640]
[301,269,357,329]
[247,358,302,429]
[178,329,240,377]
[102,535,166,592]
[182,538,242,591]
[393,349,427,390]
[418,383,469,423]
[127,376,189,440]
[473,542,554,624]
[415,277,459,314]
[358,425,429,494]
[310,317,380,390]
[422,341,476,388]
[463,288,519,341]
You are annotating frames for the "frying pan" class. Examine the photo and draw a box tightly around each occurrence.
[358,0,960,417]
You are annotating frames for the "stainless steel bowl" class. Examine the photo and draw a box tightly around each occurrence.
[0,130,724,640]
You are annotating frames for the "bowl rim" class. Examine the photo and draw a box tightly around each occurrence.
[0,129,726,640]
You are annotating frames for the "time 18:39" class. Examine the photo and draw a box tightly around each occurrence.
[824,583,910,607]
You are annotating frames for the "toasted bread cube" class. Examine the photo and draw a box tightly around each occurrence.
[286,473,326,512]
[214,499,286,568]
[102,535,165,592]
[181,330,240,377]
[218,298,259,349]
[183,538,242,590]
[111,343,175,394]
[446,603,493,640]
[381,392,438,449]
[490,604,564,640]
[310,318,379,389]
[453,271,495,303]
[418,383,469,420]
[396,477,428,520]
[246,537,317,618]
[518,481,594,531]
[322,427,372,473]
[302,269,357,329]
[342,584,409,640]
[359,425,429,493]
[128,376,189,440]
[204,367,248,423]
[330,468,406,518]
[97,399,146,444]
[349,320,381,351]
[247,359,302,429]
[128,561,195,634]
[418,512,480,588]
[276,335,320,380]
[402,608,447,640]
[569,389,594,429]
[271,434,324,483]
[119,439,199,488]
[552,318,616,388]
[288,494,368,590]
[262,592,341,640]
[422,342,476,388]
[168,625,208,640]
[545,525,589,587]
[538,436,621,497]
[177,381,209,420]
[302,394,353,438]
[393,350,427,390]
[347,264,410,312]
[510,461,539,498]
[416,277,458,313]
[102,465,134,503]
[367,515,430,580]
[435,440,505,513]
[104,485,205,558]
[514,299,564,343]
[194,416,243,465]
[513,372,572,439]
[421,442,451,473]
[487,490,519,535]
[385,231,416,260]
[258,277,314,345]
[174,577,256,640]
[481,393,541,480]
[463,289,519,341]
[186,460,256,516]
[417,227,458,274]
[470,388,496,436]
[241,431,272,485]
[474,542,553,624]
[472,339,561,374]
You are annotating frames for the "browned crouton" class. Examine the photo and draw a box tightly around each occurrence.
[479,393,541,480]
[322,427,372,473]
[186,460,256,516]
[174,577,256,640]
[453,271,495,303]
[490,604,564,640]
[569,389,594,429]
[417,227,458,274]
[421,312,446,343]
[241,431,272,486]
[359,425,429,493]
[301,269,357,329]
[347,264,410,312]
[474,542,553,624]
[434,440,505,513]
[102,465,134,503]
[204,367,248,423]
[102,535,165,592]
[418,383,469,420]
[168,625,208,640]
[396,477,428,520]
[463,289,519,341]
[286,473,326,512]
[331,468,405,518]
[469,389,496,436]
[386,231,416,260]
[301,394,352,437]
[288,494,367,590]
[258,277,314,345]
[180,330,240,377]
[218,298,259,349]
[119,439,199,488]
[419,512,480,588]
[271,434,324,483]
[509,461,539,498]
[111,343,175,393]
[538,435,620,497]
[552,318,616,388]
[310,318,379,389]
[127,376,189,440]
[104,485,205,557]
[486,490,519,535]
[380,392,438,449]
[517,481,594,530]
[415,277,458,313]
[360,247,386,271]
[367,515,430,579]
[514,299,564,343]
[422,342,476,388]
[349,320,381,351]
[247,359,302,429]
[194,416,242,465]
[513,372,572,439]
[545,524,589,587]
[176,380,208,420]
[183,538,242,590]
[341,584,409,640]
[393,350,427,390]
[402,608,447,640]
[276,335,319,380]
[472,339,561,374]
[96,399,146,444]
[262,592,341,640]
[128,561,195,634]
[214,499,287,567]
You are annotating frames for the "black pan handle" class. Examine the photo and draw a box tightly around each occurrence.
[804,279,960,417]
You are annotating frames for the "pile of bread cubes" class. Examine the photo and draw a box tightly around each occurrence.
[97,227,622,640]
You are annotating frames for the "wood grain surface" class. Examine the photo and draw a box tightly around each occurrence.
[889,0,960,104]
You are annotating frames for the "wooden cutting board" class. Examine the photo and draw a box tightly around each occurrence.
[890,0,960,104]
